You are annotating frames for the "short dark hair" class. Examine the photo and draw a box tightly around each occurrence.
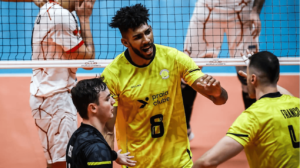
[109,4,150,33]
[249,51,280,85]
[71,78,107,119]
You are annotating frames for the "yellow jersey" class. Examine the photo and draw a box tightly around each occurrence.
[227,92,300,168]
[101,44,204,168]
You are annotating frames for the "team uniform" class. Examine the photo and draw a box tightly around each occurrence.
[101,44,204,168]
[30,1,83,164]
[184,0,258,58]
[66,123,118,168]
[227,92,300,168]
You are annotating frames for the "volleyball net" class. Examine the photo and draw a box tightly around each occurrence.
[0,0,299,68]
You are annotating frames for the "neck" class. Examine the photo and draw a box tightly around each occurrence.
[82,117,106,135]
[128,48,151,66]
[255,85,278,99]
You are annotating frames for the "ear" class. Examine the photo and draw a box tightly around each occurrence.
[121,38,129,48]
[87,103,97,115]
[251,74,258,86]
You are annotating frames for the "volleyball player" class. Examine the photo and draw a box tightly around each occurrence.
[182,0,265,139]
[192,51,299,168]
[29,0,95,167]
[101,4,228,168]
[66,78,136,168]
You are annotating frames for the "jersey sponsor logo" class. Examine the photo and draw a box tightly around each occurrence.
[160,69,169,79]
[68,145,73,158]
[280,107,300,119]
[152,90,170,106]
[138,97,149,108]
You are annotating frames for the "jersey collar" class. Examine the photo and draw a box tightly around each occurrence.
[259,92,282,100]
[124,44,156,68]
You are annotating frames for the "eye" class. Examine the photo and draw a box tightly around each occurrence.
[145,29,150,35]
[134,35,141,40]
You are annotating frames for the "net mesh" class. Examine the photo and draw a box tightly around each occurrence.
[0,0,299,65]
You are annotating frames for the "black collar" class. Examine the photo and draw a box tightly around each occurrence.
[124,45,156,68]
[80,122,104,138]
[259,92,282,100]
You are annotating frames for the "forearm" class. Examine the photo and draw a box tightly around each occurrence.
[104,107,117,149]
[78,17,95,59]
[104,133,115,149]
[252,0,265,14]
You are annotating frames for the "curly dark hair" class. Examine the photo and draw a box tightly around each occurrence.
[109,4,150,33]
[71,77,107,119]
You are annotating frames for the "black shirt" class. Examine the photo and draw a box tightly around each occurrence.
[66,123,118,168]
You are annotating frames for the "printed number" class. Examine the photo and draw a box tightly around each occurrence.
[288,125,299,148]
[150,114,164,138]
[36,15,41,24]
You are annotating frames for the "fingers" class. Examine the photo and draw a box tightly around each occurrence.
[240,49,254,65]
[198,75,219,87]
[238,70,247,78]
[127,159,136,163]
[117,149,122,154]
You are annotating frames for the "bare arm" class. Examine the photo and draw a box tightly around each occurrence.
[250,0,265,38]
[67,0,95,60]
[252,0,265,14]
[191,75,228,105]
[192,136,244,168]
[104,106,117,149]
[277,85,293,96]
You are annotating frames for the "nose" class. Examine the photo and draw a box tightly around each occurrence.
[143,35,151,45]
[111,97,115,105]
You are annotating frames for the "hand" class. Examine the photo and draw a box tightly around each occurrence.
[250,11,261,39]
[33,0,46,7]
[115,149,136,167]
[240,49,254,65]
[238,70,247,80]
[75,0,95,19]
[197,74,222,98]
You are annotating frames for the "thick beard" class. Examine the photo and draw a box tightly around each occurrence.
[129,41,154,60]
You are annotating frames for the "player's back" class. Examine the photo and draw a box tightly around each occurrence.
[245,94,300,168]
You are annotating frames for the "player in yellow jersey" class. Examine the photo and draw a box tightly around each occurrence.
[101,4,229,168]
[192,51,299,168]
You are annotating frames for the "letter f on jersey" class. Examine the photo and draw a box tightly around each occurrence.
[138,97,149,108]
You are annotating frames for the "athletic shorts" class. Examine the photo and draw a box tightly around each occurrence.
[184,3,259,58]
[30,91,77,164]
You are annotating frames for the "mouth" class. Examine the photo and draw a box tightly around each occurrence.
[142,45,153,55]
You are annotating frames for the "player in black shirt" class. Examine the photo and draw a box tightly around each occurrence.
[66,77,136,168]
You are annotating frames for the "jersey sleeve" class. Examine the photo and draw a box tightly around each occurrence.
[83,143,112,168]
[52,9,83,53]
[101,67,120,106]
[176,50,204,86]
[226,110,260,147]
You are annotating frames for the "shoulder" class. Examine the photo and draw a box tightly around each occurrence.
[155,44,179,56]
[102,52,126,76]
[51,6,75,24]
